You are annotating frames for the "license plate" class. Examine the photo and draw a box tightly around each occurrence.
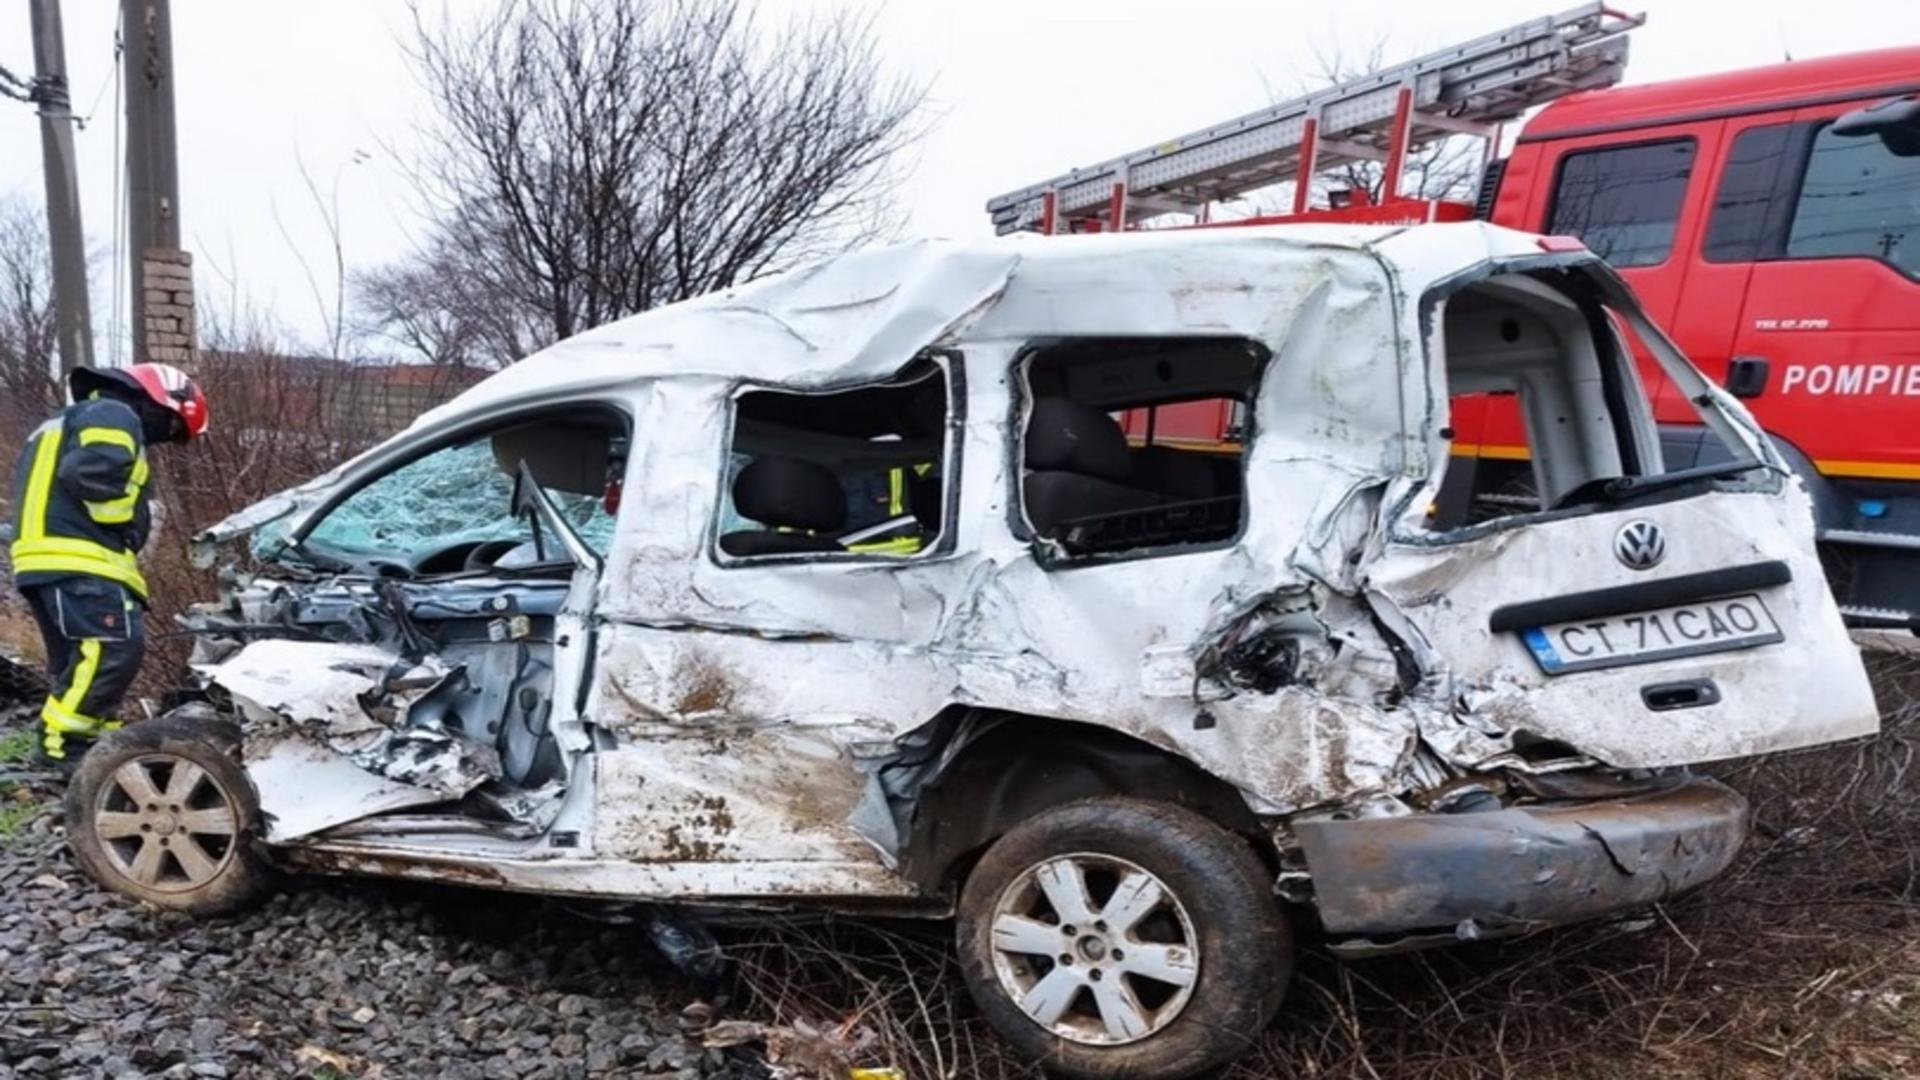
[1520,593,1783,675]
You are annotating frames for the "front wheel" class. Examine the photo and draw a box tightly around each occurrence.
[65,710,272,915]
[955,797,1290,1079]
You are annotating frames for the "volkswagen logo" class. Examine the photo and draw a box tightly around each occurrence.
[1614,520,1666,571]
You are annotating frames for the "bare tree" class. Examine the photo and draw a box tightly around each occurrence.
[353,202,544,369]
[360,0,925,368]
[1307,41,1484,206]
[1237,38,1487,218]
[0,195,60,424]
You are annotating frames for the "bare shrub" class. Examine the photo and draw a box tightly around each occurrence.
[721,918,1036,1079]
[0,195,61,474]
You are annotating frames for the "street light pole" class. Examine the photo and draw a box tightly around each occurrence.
[29,0,95,374]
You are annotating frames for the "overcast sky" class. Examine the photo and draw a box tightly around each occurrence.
[2,0,1916,356]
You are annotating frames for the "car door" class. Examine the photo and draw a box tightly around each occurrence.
[579,361,962,893]
[212,410,616,842]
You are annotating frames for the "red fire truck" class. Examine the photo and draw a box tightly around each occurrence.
[986,5,1920,627]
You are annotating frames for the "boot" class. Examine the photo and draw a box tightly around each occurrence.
[32,730,95,780]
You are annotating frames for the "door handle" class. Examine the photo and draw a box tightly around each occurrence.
[1724,356,1769,398]
[1642,678,1721,712]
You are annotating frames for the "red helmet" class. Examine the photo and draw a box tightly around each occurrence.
[69,363,210,440]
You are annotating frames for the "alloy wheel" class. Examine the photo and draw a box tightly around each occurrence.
[91,753,240,893]
[988,852,1201,1045]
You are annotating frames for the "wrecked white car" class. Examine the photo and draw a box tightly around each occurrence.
[66,222,1876,1078]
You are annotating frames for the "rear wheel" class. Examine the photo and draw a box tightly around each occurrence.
[65,711,272,914]
[955,797,1290,1079]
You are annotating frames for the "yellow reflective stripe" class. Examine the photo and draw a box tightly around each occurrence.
[1449,443,1532,461]
[1814,458,1920,480]
[7,537,148,597]
[887,468,906,517]
[85,500,136,524]
[845,536,922,556]
[58,637,102,718]
[78,426,137,454]
[18,420,62,543]
[84,449,147,524]
[42,693,105,735]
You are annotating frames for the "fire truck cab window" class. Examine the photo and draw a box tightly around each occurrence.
[1787,122,1920,277]
[1017,337,1265,561]
[1546,139,1696,268]
[716,358,952,561]
[1704,123,1795,263]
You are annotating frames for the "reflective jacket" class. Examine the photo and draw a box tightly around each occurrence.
[8,398,152,598]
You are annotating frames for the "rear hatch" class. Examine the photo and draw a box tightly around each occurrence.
[1374,251,1876,767]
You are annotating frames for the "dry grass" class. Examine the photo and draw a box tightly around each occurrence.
[719,654,1920,1080]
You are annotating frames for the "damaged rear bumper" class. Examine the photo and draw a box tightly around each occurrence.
[1294,777,1748,941]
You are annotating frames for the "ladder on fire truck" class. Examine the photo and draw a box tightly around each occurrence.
[986,3,1645,235]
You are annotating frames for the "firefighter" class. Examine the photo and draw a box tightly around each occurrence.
[8,363,209,771]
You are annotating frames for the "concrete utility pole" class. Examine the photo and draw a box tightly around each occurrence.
[124,0,193,366]
[29,0,95,374]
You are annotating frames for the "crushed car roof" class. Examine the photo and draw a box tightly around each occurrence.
[416,221,1564,423]
[199,221,1576,544]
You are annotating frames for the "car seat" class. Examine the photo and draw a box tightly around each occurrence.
[1022,398,1170,538]
[720,456,849,557]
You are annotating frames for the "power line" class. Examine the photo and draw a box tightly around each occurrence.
[72,31,121,130]
[0,61,37,102]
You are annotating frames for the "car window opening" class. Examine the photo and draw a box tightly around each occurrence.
[1018,337,1265,560]
[1428,275,1660,531]
[718,358,952,561]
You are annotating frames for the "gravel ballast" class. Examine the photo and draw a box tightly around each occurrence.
[0,708,758,1080]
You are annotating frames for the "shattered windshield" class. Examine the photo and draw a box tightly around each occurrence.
[308,442,524,556]
[300,439,615,567]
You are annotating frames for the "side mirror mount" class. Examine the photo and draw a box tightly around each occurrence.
[512,459,604,576]
[1833,96,1920,158]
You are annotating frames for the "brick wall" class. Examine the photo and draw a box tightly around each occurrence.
[140,248,195,364]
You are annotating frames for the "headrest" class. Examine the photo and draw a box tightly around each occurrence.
[733,457,846,533]
[492,421,611,495]
[1025,398,1131,482]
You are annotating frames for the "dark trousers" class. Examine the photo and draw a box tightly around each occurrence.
[20,577,145,758]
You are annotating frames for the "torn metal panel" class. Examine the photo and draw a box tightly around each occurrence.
[244,735,453,843]
[1370,483,1880,768]
[201,640,504,840]
[589,254,1425,831]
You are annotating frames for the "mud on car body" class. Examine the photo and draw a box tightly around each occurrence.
[67,222,1877,1078]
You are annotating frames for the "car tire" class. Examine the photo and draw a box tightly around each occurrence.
[65,708,273,915]
[955,797,1290,1079]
